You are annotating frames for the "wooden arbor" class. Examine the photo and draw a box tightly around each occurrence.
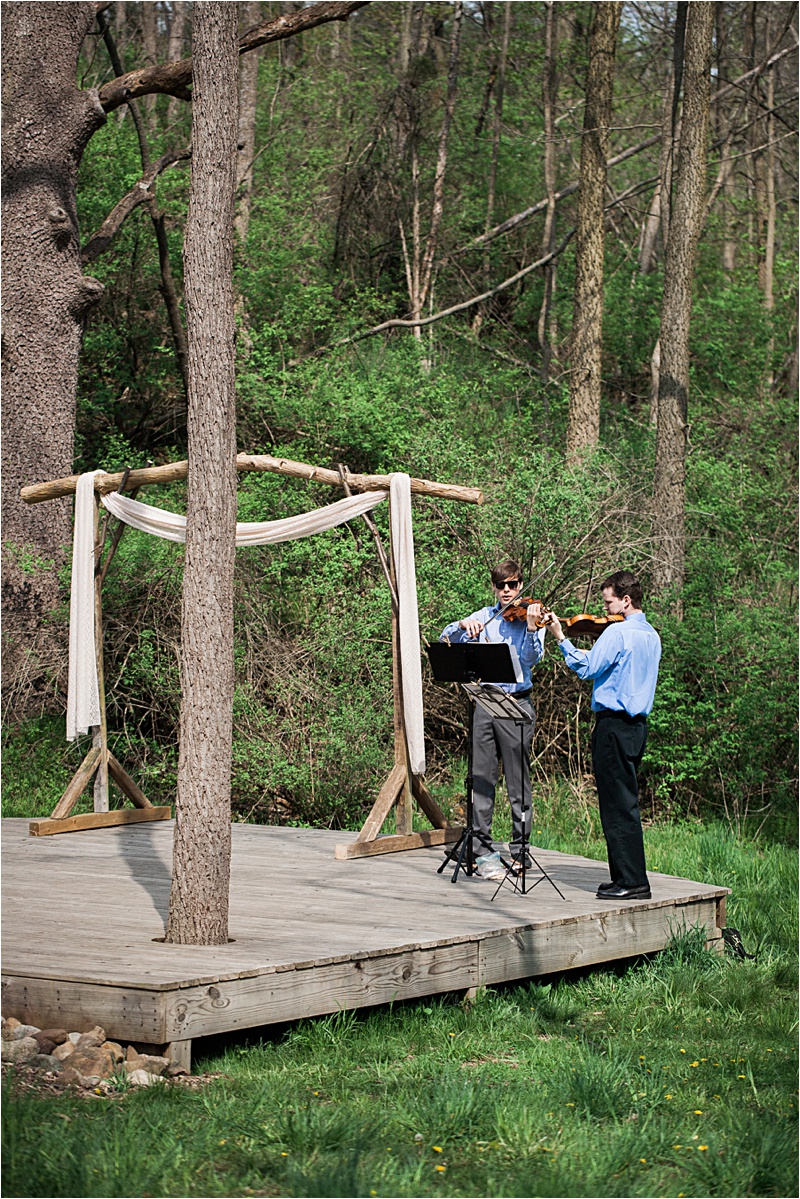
[20,453,483,851]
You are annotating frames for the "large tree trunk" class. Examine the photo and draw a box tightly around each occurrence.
[652,2,714,599]
[1,2,106,689]
[566,0,622,457]
[166,1,239,946]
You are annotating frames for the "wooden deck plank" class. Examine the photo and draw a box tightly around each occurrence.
[1,818,729,1046]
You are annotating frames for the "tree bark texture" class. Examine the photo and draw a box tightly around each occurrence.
[166,2,239,946]
[1,1,106,679]
[566,0,622,457]
[652,2,714,598]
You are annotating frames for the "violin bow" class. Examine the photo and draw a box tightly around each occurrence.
[583,559,595,613]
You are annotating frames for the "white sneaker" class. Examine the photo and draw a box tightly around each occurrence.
[475,851,507,881]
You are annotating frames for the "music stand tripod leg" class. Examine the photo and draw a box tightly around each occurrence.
[437,689,477,882]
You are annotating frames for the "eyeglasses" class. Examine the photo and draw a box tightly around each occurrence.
[494,579,521,589]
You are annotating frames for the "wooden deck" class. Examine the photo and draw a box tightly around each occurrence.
[1,818,728,1070]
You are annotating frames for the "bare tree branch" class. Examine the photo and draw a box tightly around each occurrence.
[97,1,370,113]
[292,231,576,364]
[81,148,190,265]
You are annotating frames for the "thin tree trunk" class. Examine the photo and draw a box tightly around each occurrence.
[166,2,188,124]
[166,1,239,946]
[652,1,714,600]
[397,0,413,77]
[537,0,558,379]
[763,59,776,384]
[235,0,262,244]
[417,0,463,317]
[566,0,622,457]
[141,0,159,130]
[473,1,510,339]
[97,12,190,395]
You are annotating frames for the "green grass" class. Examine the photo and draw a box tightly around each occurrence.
[2,791,797,1199]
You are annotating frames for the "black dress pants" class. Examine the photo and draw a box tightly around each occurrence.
[591,711,648,887]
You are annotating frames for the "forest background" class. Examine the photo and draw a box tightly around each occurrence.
[2,5,798,1197]
[2,0,798,856]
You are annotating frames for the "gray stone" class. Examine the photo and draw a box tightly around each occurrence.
[60,1065,102,1087]
[127,1069,165,1087]
[124,1053,170,1077]
[68,1032,82,1045]
[1,1037,40,1064]
[31,1053,65,1072]
[52,1041,75,1061]
[11,1024,40,1041]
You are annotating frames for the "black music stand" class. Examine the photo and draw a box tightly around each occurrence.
[426,642,519,883]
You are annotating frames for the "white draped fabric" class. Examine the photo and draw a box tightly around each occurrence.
[99,487,387,545]
[67,474,426,774]
[66,471,103,740]
[389,474,426,775]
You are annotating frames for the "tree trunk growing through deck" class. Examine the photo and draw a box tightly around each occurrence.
[652,2,714,600]
[1,1,106,681]
[566,1,622,457]
[166,2,239,946]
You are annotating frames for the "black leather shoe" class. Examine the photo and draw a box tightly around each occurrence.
[596,883,651,900]
[597,880,621,891]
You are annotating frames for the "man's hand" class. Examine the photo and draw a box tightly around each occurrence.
[459,618,484,639]
[546,613,565,642]
[526,601,545,632]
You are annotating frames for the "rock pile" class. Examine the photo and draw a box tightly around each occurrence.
[1,1015,187,1091]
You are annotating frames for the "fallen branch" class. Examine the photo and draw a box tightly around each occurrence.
[292,230,576,363]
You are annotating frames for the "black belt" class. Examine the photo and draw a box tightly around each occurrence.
[595,708,646,723]
[514,690,532,699]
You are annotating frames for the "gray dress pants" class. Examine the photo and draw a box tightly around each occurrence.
[470,697,535,858]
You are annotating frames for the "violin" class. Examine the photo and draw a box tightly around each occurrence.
[552,612,624,639]
[504,602,624,639]
[499,597,548,624]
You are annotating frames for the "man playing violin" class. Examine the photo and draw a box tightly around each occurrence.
[546,570,661,901]
[440,560,545,881]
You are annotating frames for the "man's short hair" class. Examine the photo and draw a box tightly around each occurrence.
[601,570,643,609]
[491,559,523,587]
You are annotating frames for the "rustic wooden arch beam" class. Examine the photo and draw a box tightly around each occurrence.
[20,453,483,507]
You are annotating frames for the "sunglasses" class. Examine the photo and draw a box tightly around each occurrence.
[495,579,521,589]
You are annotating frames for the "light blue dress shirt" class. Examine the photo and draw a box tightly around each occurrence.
[440,604,545,695]
[559,611,661,716]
